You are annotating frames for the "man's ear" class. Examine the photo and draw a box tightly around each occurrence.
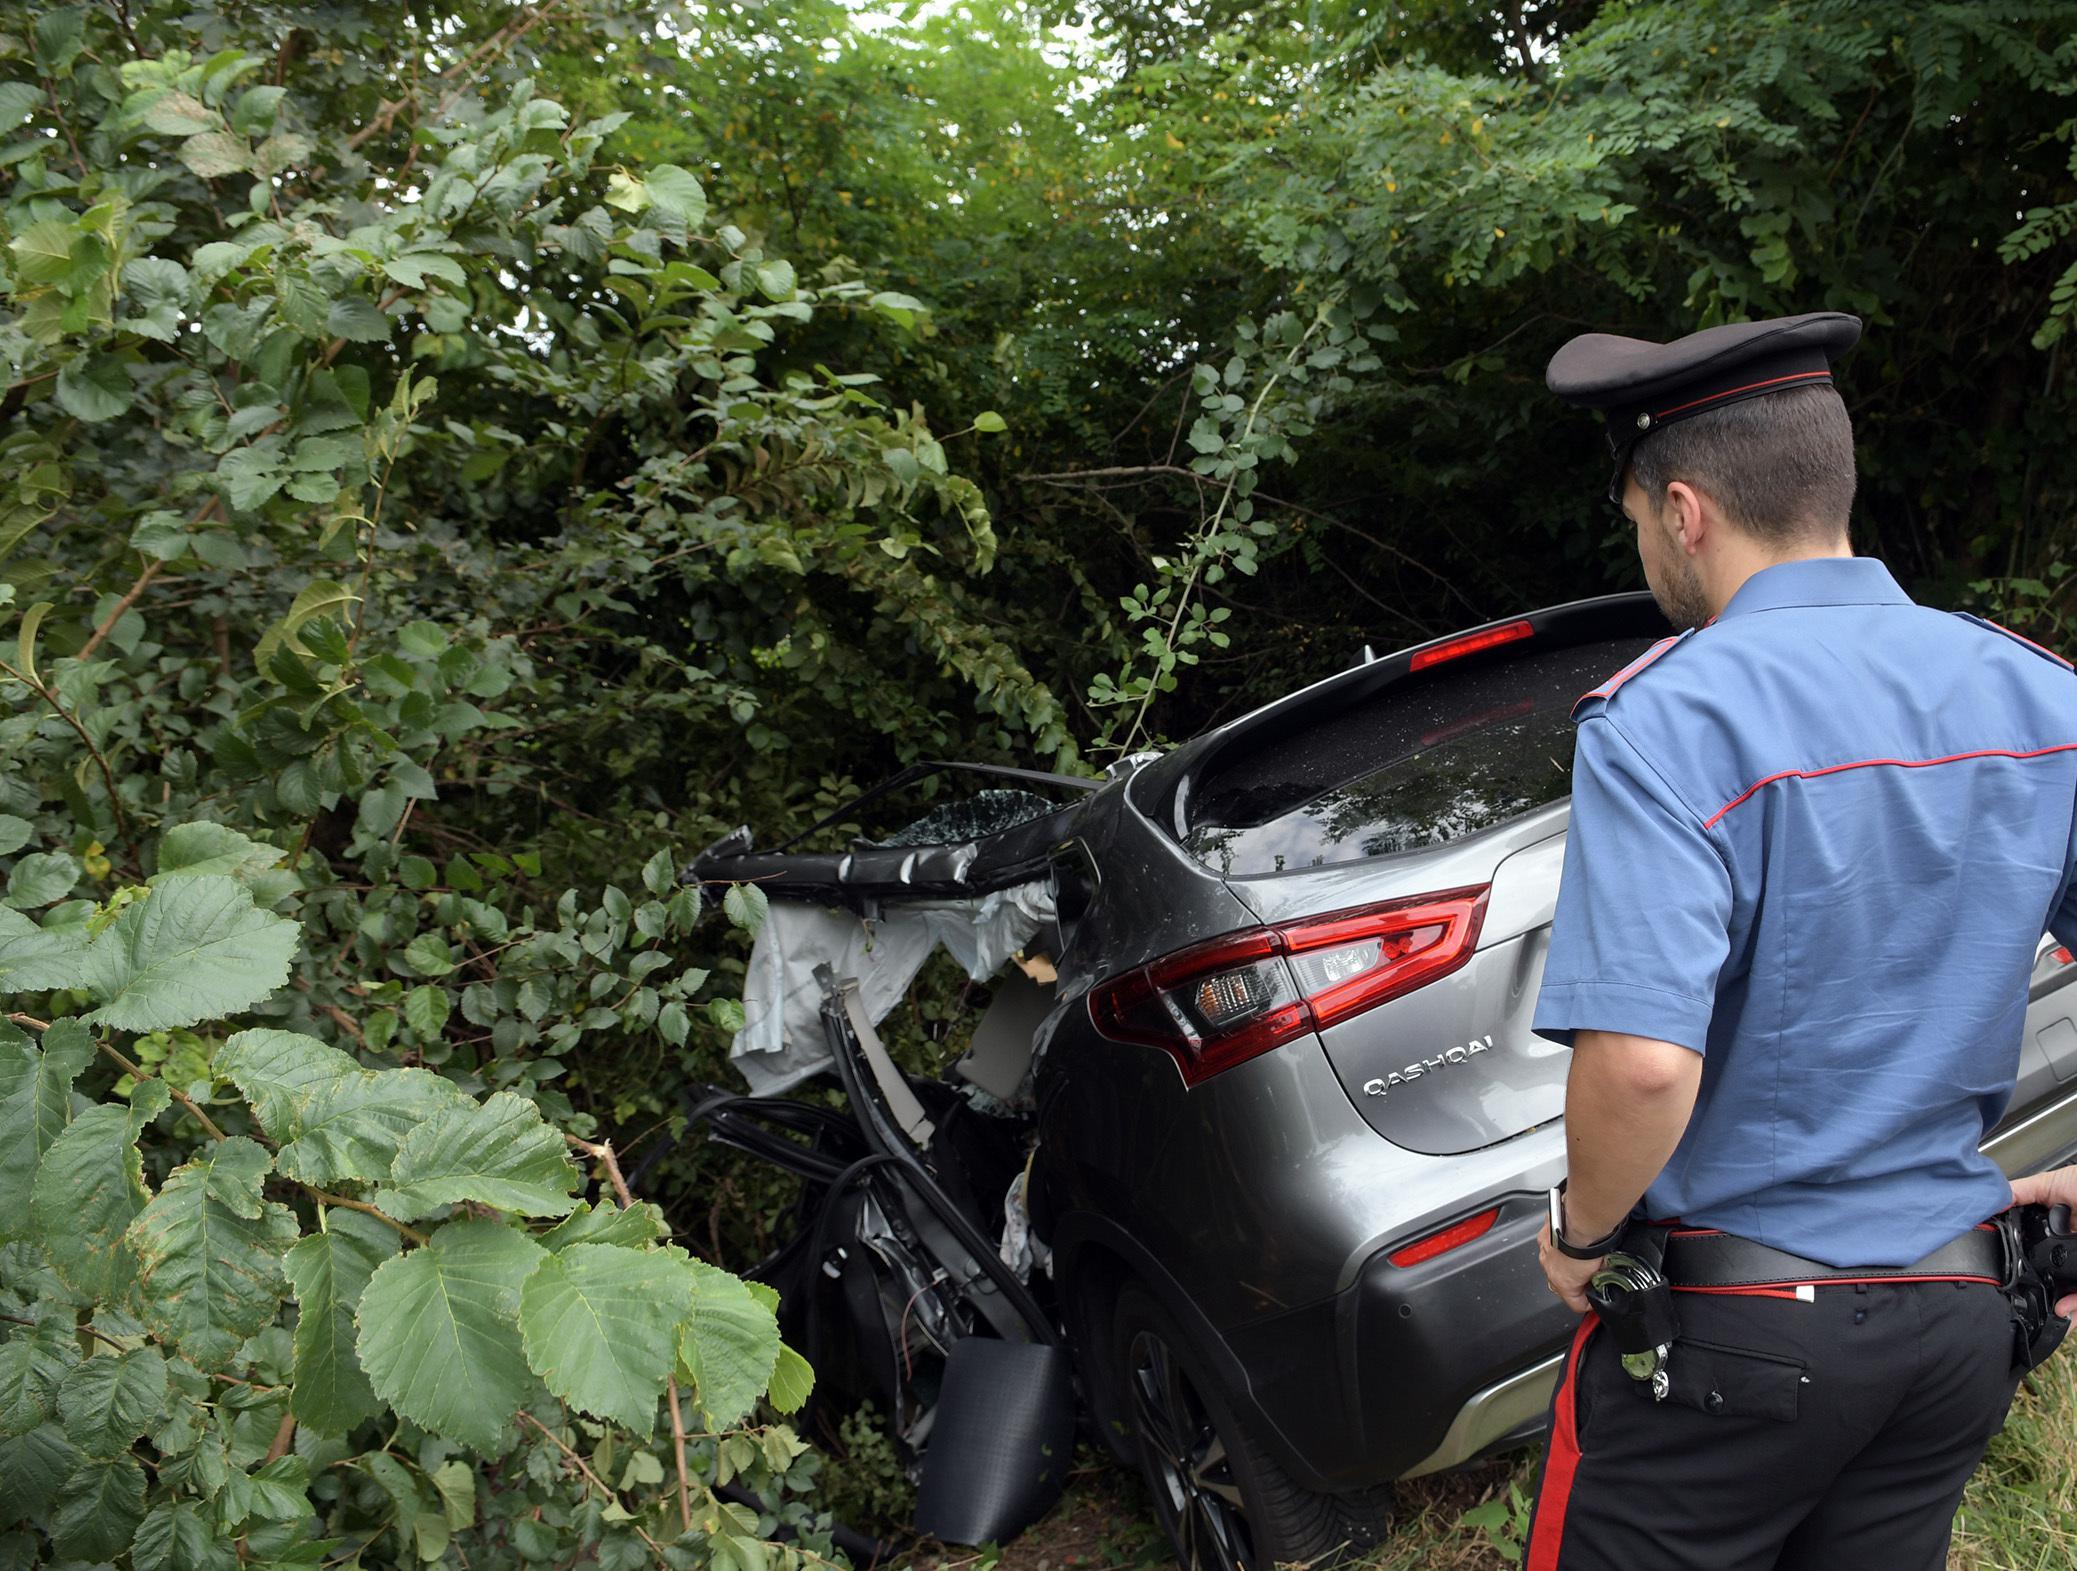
[1663,480,1708,557]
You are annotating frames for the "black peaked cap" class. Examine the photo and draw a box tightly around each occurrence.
[1547,311,1863,502]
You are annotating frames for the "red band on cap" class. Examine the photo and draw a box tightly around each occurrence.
[1651,368,1833,422]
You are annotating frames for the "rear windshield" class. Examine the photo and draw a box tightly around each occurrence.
[1182,636,1656,876]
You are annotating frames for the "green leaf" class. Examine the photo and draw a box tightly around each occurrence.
[255,578,360,668]
[83,875,300,1032]
[0,1420,78,1518]
[30,1081,167,1302]
[539,1199,667,1253]
[766,1342,813,1414]
[604,170,649,212]
[721,881,768,938]
[355,1219,546,1452]
[126,1138,293,1370]
[144,90,217,136]
[677,1257,781,1429]
[6,850,78,908]
[517,1244,692,1431]
[0,907,89,994]
[273,1067,466,1186]
[972,410,1007,433]
[180,130,251,178]
[643,164,707,225]
[430,1459,476,1530]
[10,221,80,285]
[402,932,457,976]
[0,816,29,857]
[15,600,48,689]
[404,985,449,1037]
[56,1347,166,1458]
[0,1325,78,1436]
[0,81,38,128]
[217,446,285,510]
[56,354,132,423]
[133,1501,236,1571]
[215,1027,359,1139]
[0,1017,92,1238]
[283,1208,397,1434]
[52,1453,146,1560]
[218,1455,310,1527]
[326,294,393,343]
[129,509,192,558]
[373,1091,581,1221]
[155,822,285,882]
[754,260,796,302]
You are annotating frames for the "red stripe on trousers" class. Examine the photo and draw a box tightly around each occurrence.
[1527,1316,1597,1571]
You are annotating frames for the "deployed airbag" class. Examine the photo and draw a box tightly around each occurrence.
[731,883,1054,1094]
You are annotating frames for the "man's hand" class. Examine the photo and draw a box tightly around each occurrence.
[2011,1166,2077,1316]
[2011,1165,2077,1213]
[1538,1218,1602,1314]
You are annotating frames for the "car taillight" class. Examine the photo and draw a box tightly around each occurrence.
[1409,619,1533,671]
[1089,887,1489,1087]
[1387,1206,1500,1267]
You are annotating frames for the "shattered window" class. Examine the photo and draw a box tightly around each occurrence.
[865,789,1060,848]
[1184,637,1656,875]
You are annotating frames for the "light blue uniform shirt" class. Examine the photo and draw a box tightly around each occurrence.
[1533,556,2077,1266]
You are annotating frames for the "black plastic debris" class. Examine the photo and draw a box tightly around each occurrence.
[913,1337,1078,1545]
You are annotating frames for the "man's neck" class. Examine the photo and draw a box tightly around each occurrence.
[1703,533,1853,621]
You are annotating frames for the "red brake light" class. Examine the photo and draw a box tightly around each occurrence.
[1088,887,1489,1086]
[1388,1207,1500,1267]
[1409,619,1534,671]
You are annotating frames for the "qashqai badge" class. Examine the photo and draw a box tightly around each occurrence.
[1362,1035,1494,1097]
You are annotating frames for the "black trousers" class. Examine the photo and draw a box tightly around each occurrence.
[1524,1277,2025,1570]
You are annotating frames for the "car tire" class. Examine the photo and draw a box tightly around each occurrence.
[1112,1282,1394,1570]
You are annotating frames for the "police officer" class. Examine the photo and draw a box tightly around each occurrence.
[1523,310,2077,1569]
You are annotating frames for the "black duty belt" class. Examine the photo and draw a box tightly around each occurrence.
[1658,1225,2007,1291]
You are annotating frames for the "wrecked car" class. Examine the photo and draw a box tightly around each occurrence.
[684,591,2077,1569]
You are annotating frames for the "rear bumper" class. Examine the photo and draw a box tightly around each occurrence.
[1219,1194,1577,1487]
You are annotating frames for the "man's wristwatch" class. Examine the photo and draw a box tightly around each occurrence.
[1547,1179,1626,1260]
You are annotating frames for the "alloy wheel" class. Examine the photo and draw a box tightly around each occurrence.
[1127,1326,1255,1571]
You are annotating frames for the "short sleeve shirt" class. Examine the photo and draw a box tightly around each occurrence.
[1532,556,2077,1266]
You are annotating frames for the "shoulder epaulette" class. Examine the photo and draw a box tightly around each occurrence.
[1571,629,1696,720]
[1953,612,2073,671]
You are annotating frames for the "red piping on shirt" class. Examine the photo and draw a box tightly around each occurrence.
[1977,615,2075,670]
[1651,369,1833,421]
[1702,742,2077,830]
[1576,635,1679,707]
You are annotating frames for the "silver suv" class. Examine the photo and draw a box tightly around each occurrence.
[689,591,2077,1568]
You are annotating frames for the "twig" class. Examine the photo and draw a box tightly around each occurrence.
[93,1039,230,1141]
[263,1409,297,1465]
[0,655,140,868]
[667,1380,694,1533]
[306,1191,428,1247]
[346,0,574,151]
[516,1412,672,1566]
[566,1132,693,1531]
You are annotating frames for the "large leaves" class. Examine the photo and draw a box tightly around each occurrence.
[283,1208,397,1434]
[676,1255,783,1430]
[56,1347,167,1458]
[355,1219,545,1452]
[215,1027,360,1138]
[0,1017,93,1239]
[125,1138,295,1370]
[516,1243,692,1432]
[84,875,298,1032]
[53,1453,148,1560]
[275,1067,467,1186]
[31,1080,168,1302]
[0,1324,79,1436]
[372,1091,580,1221]
[0,906,90,994]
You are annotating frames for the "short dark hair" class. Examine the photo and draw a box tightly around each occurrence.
[1627,383,1857,543]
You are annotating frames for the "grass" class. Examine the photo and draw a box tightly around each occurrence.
[911,1350,2077,1571]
